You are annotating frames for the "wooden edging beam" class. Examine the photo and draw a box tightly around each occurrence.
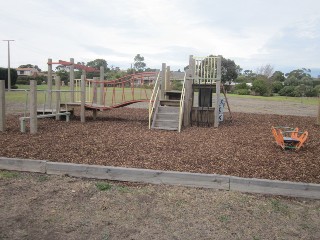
[0,157,320,199]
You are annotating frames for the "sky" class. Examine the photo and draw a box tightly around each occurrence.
[1,0,320,76]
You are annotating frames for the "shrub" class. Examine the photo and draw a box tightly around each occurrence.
[252,79,270,96]
[314,85,320,95]
[171,80,183,91]
[272,81,284,93]
[16,76,44,85]
[305,87,318,97]
[235,82,249,90]
[0,67,17,88]
[236,88,250,95]
[278,86,299,97]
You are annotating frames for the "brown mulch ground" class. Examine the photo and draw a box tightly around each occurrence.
[1,108,320,183]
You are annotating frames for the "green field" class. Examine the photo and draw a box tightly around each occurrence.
[228,93,319,105]
[5,85,153,106]
[4,85,319,106]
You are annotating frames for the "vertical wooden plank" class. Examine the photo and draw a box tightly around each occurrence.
[30,80,37,134]
[100,66,104,105]
[165,66,171,92]
[0,80,5,132]
[55,76,61,120]
[70,58,75,103]
[161,63,166,100]
[80,75,86,123]
[47,58,53,110]
[214,57,222,128]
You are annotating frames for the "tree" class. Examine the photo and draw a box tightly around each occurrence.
[221,57,241,83]
[251,77,271,96]
[256,64,274,78]
[272,81,284,93]
[133,54,146,72]
[205,55,240,84]
[285,68,311,80]
[0,67,17,88]
[86,59,108,70]
[55,69,69,84]
[271,71,285,82]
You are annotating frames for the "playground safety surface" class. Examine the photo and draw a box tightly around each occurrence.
[1,107,319,184]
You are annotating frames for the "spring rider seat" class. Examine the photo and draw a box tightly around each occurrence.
[271,126,308,151]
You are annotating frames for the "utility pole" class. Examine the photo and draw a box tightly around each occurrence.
[2,40,14,91]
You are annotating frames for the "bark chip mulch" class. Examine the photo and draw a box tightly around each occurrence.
[1,108,319,183]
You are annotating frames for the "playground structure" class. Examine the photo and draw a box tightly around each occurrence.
[0,55,230,134]
[272,126,308,150]
[149,55,232,131]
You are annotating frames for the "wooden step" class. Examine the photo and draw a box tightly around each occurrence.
[160,100,180,107]
[156,113,179,121]
[158,106,180,113]
[153,119,179,130]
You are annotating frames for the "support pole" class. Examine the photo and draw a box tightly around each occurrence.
[165,66,171,93]
[55,76,61,120]
[214,56,222,128]
[80,75,86,123]
[160,63,166,100]
[30,80,37,134]
[47,58,53,110]
[0,80,5,131]
[70,58,75,103]
[100,66,104,105]
[92,77,98,120]
[183,55,194,127]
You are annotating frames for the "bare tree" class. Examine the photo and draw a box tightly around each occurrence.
[256,64,274,78]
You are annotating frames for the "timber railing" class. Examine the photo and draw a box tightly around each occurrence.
[148,72,161,129]
[178,72,187,132]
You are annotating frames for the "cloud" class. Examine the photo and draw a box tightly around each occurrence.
[0,0,319,75]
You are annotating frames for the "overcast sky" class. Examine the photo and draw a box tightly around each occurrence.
[1,0,319,76]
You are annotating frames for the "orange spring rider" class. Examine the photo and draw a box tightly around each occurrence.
[271,126,308,151]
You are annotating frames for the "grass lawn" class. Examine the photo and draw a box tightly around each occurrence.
[6,84,153,105]
[228,93,319,105]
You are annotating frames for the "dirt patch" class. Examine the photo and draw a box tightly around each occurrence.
[1,171,319,240]
[1,106,320,183]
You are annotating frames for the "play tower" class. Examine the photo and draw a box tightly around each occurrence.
[149,55,225,132]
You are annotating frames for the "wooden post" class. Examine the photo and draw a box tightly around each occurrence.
[92,77,98,120]
[100,66,104,105]
[160,63,166,100]
[30,80,37,134]
[70,58,75,103]
[47,58,53,110]
[80,75,86,123]
[0,80,5,132]
[214,56,222,128]
[165,66,171,93]
[55,76,61,120]
[183,55,194,127]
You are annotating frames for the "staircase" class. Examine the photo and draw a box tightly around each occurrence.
[152,100,180,130]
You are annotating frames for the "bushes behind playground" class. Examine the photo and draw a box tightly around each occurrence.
[16,75,46,85]
[0,67,17,88]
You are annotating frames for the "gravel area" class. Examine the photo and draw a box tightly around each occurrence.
[1,106,319,183]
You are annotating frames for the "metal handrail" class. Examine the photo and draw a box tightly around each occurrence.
[178,72,187,132]
[148,72,161,129]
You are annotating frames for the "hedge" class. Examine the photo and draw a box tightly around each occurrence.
[0,67,17,88]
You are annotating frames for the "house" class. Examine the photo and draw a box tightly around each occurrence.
[16,68,39,77]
